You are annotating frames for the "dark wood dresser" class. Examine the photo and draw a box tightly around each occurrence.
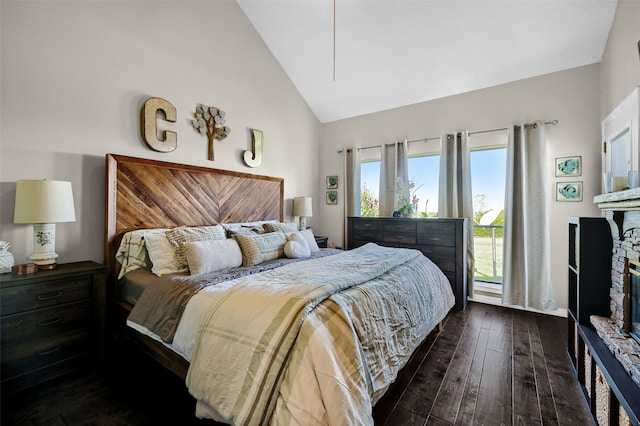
[347,217,468,310]
[0,261,107,394]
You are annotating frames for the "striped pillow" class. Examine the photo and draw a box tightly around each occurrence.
[165,225,227,270]
[234,231,287,266]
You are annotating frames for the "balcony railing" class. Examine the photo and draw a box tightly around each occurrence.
[473,224,503,284]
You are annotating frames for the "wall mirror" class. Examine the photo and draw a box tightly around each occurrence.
[602,87,639,192]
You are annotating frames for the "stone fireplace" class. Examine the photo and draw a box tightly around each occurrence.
[594,188,640,387]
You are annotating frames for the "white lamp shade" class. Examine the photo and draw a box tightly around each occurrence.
[293,197,313,217]
[14,180,76,224]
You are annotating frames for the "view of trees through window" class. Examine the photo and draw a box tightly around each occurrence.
[360,144,506,284]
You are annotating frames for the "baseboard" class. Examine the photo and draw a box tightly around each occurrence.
[469,293,568,318]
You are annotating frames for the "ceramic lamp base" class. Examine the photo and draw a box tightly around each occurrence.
[29,223,59,268]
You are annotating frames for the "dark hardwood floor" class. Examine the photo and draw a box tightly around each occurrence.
[1,302,593,425]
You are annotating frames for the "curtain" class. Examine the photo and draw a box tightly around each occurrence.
[502,122,557,311]
[379,140,408,216]
[342,146,361,249]
[438,132,475,297]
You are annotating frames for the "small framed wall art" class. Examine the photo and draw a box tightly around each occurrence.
[556,181,582,202]
[326,176,338,189]
[555,156,581,177]
[326,191,338,205]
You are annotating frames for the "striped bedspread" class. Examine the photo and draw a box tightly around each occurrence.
[185,243,454,425]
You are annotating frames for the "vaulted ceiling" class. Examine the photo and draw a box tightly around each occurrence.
[237,0,618,123]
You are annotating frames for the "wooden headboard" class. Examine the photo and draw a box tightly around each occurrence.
[104,154,284,282]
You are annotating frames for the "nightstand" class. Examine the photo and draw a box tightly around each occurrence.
[314,236,328,248]
[0,261,107,394]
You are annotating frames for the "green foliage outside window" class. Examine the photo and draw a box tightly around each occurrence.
[360,184,379,217]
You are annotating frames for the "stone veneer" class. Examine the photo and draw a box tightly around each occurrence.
[591,316,640,386]
[594,188,640,389]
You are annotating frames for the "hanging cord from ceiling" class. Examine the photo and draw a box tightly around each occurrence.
[336,120,558,153]
[333,0,336,81]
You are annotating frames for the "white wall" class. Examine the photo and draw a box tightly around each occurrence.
[318,64,602,310]
[0,1,321,265]
[600,0,640,118]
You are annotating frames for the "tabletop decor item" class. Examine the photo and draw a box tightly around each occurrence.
[293,196,313,230]
[0,241,15,274]
[13,179,76,269]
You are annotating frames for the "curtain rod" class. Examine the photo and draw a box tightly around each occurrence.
[336,119,558,153]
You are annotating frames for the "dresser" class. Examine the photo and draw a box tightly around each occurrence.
[347,217,468,310]
[0,261,107,393]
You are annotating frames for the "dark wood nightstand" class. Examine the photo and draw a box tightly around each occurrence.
[314,236,328,248]
[0,261,107,394]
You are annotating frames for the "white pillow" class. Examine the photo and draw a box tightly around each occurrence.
[144,232,185,276]
[284,232,311,259]
[295,229,320,252]
[184,239,243,275]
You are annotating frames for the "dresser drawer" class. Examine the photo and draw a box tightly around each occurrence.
[1,276,92,315]
[352,219,382,241]
[1,300,91,347]
[417,221,457,246]
[1,329,90,381]
[382,221,417,244]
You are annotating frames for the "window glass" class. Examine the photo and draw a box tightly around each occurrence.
[470,130,508,285]
[407,154,440,216]
[360,160,380,216]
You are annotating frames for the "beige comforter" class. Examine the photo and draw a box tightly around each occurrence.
[185,243,455,425]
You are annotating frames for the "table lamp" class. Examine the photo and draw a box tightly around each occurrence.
[293,196,313,231]
[13,180,76,269]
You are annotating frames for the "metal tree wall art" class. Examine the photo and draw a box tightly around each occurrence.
[192,104,230,160]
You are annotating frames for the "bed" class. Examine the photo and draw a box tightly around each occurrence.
[105,153,455,425]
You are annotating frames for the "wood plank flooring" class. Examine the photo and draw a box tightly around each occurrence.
[1,302,593,425]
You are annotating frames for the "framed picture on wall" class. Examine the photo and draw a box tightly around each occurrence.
[555,156,582,177]
[556,181,583,202]
[326,176,338,189]
[326,191,338,204]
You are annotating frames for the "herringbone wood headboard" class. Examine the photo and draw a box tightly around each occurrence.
[104,153,283,282]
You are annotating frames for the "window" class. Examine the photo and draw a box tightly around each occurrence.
[407,154,439,216]
[470,146,506,285]
[357,133,508,288]
[360,160,380,216]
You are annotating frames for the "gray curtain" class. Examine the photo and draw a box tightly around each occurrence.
[438,132,475,297]
[502,122,557,311]
[342,146,361,248]
[379,140,408,216]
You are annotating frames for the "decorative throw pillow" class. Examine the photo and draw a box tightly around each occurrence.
[115,228,167,279]
[144,232,184,276]
[222,220,277,237]
[184,239,243,275]
[234,231,287,266]
[263,222,299,235]
[284,232,311,259]
[296,229,320,252]
[165,225,227,270]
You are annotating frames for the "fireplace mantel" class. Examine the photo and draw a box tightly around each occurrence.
[594,187,640,207]
[595,188,640,242]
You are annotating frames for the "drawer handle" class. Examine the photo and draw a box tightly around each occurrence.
[38,316,63,327]
[431,237,442,241]
[36,290,63,301]
[363,224,372,228]
[38,345,62,356]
